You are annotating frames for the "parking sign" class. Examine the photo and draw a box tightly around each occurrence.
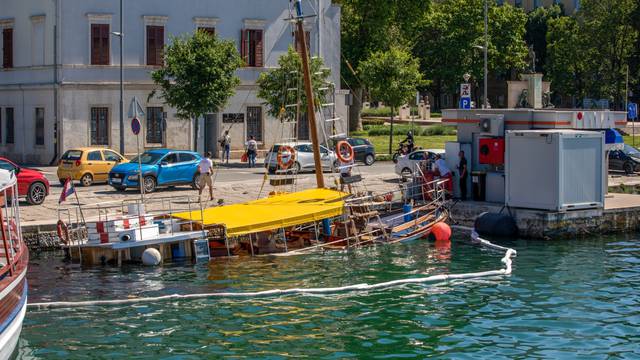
[628,102,638,120]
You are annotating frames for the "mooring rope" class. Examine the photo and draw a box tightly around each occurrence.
[27,230,516,310]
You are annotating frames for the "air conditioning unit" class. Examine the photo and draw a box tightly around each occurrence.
[479,115,504,137]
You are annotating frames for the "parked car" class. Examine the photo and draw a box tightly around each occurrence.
[109,149,201,193]
[264,142,338,173]
[346,137,376,166]
[394,149,445,178]
[0,157,50,205]
[57,147,128,186]
[609,144,640,174]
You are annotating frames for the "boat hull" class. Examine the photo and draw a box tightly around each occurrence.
[0,267,28,360]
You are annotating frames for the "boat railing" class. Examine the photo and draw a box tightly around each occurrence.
[1,174,25,279]
[56,194,211,245]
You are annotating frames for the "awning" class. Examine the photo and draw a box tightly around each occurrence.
[172,188,348,237]
[605,129,624,150]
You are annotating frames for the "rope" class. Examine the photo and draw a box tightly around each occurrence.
[27,229,516,310]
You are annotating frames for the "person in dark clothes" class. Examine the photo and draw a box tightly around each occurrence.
[458,150,468,200]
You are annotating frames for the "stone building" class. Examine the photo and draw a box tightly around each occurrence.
[0,0,346,164]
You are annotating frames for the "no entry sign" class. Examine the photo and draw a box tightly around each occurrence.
[131,117,141,135]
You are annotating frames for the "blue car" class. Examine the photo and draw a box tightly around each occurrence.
[109,149,202,193]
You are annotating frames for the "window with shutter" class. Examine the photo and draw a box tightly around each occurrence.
[90,107,109,145]
[146,107,164,144]
[147,26,164,66]
[35,108,45,146]
[198,27,215,36]
[91,24,110,65]
[294,30,311,55]
[2,28,13,69]
[242,29,263,67]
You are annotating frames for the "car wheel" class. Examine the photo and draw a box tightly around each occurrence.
[392,153,399,164]
[624,162,635,175]
[364,154,375,166]
[27,182,47,205]
[401,167,412,179]
[143,176,157,193]
[292,162,302,173]
[192,173,201,190]
[80,173,93,187]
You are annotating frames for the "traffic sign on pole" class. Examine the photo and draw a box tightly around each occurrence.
[628,102,638,120]
[131,117,141,135]
[460,83,471,99]
[128,96,145,119]
[459,98,471,110]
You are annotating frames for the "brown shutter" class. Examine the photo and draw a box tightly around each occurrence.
[156,26,164,66]
[101,24,110,65]
[147,26,155,65]
[3,28,13,68]
[91,24,99,65]
[240,29,248,65]
[255,30,263,67]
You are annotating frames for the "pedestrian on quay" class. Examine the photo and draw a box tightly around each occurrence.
[246,135,258,168]
[219,130,231,164]
[198,151,215,202]
[457,150,468,200]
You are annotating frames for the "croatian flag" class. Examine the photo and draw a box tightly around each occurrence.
[59,178,75,204]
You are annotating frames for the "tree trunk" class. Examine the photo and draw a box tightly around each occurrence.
[193,114,199,152]
[388,108,394,155]
[348,87,363,132]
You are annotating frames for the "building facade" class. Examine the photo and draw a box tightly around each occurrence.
[0,0,346,164]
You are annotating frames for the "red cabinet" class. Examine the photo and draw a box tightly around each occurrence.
[479,138,505,165]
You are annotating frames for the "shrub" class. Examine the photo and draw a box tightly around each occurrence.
[366,124,456,136]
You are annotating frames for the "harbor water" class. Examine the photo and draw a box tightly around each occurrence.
[18,234,640,359]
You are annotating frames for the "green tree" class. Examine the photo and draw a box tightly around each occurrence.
[151,31,243,150]
[337,0,430,132]
[546,16,589,103]
[524,5,563,73]
[358,47,423,154]
[415,0,528,109]
[256,47,331,123]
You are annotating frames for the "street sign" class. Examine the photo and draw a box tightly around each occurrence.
[459,97,471,110]
[460,83,471,99]
[131,117,141,135]
[128,96,145,119]
[628,102,638,120]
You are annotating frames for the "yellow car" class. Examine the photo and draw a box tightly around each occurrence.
[57,147,128,186]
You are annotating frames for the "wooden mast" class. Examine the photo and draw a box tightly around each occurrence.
[294,0,325,188]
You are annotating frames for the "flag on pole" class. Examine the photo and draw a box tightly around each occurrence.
[59,178,75,204]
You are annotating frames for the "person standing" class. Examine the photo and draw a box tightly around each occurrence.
[246,135,258,168]
[198,152,215,201]
[458,150,468,200]
[219,130,231,164]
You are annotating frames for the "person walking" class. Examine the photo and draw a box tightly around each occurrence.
[219,130,231,164]
[198,152,215,201]
[246,135,258,168]
[457,150,468,200]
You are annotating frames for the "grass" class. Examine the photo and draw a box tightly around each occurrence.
[623,136,640,147]
[369,135,457,155]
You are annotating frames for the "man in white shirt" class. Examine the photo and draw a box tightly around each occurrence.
[245,135,258,168]
[198,152,214,201]
[434,154,451,177]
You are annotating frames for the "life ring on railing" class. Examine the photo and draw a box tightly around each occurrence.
[277,145,296,170]
[336,141,354,163]
[56,220,69,245]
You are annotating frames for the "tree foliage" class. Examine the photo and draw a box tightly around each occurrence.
[358,47,423,153]
[256,47,331,121]
[415,0,528,108]
[546,16,588,101]
[524,5,563,73]
[151,31,242,124]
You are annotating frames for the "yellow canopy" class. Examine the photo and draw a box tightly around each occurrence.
[173,188,347,236]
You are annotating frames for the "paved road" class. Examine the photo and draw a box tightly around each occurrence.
[22,161,399,227]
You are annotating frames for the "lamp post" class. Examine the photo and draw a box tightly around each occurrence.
[111,0,124,155]
[483,0,488,109]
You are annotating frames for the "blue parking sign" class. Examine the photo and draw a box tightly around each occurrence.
[628,102,638,120]
[459,97,471,109]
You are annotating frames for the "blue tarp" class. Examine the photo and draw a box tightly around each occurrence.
[605,129,623,144]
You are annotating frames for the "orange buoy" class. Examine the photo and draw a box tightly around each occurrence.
[429,222,452,243]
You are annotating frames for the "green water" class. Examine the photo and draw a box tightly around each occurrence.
[18,235,640,359]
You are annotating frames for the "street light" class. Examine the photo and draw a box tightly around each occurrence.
[474,0,489,109]
[111,0,125,155]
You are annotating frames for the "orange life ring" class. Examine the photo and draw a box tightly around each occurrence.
[277,145,296,170]
[56,219,69,245]
[336,141,354,163]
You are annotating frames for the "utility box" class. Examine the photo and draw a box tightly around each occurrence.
[505,130,605,211]
[479,138,505,165]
